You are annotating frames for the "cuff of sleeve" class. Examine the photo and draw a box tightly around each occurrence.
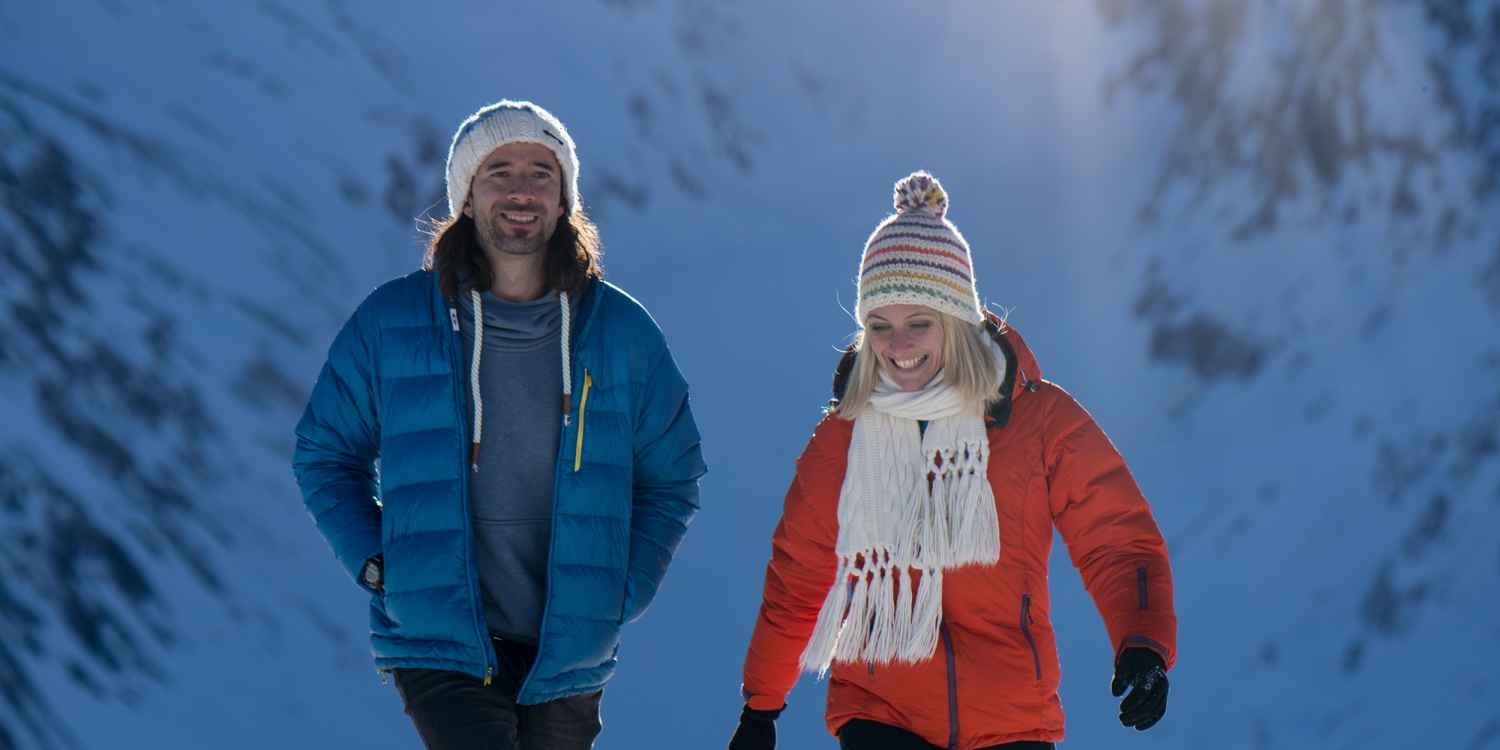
[340,538,384,591]
[1117,635,1172,670]
[743,690,789,713]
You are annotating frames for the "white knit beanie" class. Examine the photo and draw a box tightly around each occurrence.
[445,100,580,219]
[854,171,983,325]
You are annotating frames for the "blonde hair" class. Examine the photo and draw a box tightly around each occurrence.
[834,312,1002,419]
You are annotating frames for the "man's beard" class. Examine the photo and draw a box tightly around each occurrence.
[475,209,549,257]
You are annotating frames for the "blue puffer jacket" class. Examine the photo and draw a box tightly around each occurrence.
[293,270,706,703]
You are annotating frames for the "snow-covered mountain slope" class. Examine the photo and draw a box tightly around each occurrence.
[1,2,1495,748]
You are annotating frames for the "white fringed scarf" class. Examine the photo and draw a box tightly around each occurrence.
[799,368,1002,675]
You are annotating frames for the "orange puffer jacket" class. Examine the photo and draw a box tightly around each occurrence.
[741,320,1176,748]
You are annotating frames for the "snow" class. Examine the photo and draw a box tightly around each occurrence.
[1,2,1495,748]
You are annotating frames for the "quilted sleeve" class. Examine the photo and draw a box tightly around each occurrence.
[1044,387,1177,669]
[621,344,707,623]
[741,417,845,710]
[292,302,383,592]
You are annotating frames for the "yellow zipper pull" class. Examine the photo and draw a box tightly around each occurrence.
[483,666,494,686]
[573,370,592,473]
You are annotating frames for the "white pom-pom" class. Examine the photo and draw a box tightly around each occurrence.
[893,171,948,218]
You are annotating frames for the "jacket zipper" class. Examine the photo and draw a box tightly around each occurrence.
[572,370,592,472]
[1020,594,1041,682]
[941,622,959,750]
[518,287,590,701]
[450,302,495,686]
[518,365,576,700]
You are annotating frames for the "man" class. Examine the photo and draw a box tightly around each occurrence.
[293,99,706,750]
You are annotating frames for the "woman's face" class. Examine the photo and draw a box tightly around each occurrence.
[865,304,944,391]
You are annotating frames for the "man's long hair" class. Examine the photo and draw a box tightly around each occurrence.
[422,207,603,299]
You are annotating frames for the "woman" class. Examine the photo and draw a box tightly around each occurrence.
[728,173,1177,750]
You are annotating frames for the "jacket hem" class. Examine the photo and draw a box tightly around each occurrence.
[374,654,486,680]
[826,714,1064,749]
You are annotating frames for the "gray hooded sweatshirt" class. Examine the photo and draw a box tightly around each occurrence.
[455,287,577,644]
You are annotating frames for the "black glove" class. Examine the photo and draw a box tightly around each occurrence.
[1110,647,1168,731]
[728,704,783,750]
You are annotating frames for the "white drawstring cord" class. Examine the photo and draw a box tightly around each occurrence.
[560,291,572,426]
[469,289,483,472]
[467,289,574,469]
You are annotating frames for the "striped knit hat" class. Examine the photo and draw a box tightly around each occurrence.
[855,171,982,325]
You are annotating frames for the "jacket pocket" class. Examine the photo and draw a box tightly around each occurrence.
[1137,565,1149,610]
[1020,593,1041,682]
[370,591,399,633]
[573,369,593,473]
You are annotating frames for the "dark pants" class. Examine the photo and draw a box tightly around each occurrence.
[393,638,602,750]
[838,719,1054,750]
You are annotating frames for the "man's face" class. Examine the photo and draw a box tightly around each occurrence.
[463,142,565,258]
